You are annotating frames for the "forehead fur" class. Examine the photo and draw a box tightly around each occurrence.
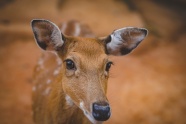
[66,37,106,58]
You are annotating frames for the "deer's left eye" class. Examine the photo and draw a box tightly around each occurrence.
[105,62,113,71]
[65,59,76,70]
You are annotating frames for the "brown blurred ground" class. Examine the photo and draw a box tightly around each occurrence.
[0,0,186,124]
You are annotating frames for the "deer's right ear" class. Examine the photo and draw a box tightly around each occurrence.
[101,27,148,56]
[31,19,65,51]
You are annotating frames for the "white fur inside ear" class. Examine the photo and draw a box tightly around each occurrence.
[107,33,123,53]
[50,21,64,48]
[107,27,131,51]
[106,27,147,55]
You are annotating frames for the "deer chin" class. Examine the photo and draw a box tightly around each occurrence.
[79,102,102,124]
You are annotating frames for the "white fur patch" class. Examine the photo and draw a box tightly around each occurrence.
[32,86,36,91]
[56,57,62,65]
[43,87,51,95]
[74,22,81,36]
[38,58,43,65]
[65,95,74,106]
[37,58,44,69]
[79,102,100,124]
[46,79,51,84]
[53,68,60,75]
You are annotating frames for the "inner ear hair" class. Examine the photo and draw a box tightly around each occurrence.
[103,27,148,56]
[31,19,64,51]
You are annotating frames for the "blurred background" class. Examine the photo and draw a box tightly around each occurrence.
[0,0,186,124]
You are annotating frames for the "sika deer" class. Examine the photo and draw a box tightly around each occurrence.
[31,19,148,124]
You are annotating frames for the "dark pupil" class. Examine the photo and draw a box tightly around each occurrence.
[66,59,75,70]
[106,62,112,71]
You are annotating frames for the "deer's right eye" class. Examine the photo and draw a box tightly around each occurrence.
[105,62,113,72]
[65,59,76,70]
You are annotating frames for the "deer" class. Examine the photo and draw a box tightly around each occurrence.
[31,19,148,124]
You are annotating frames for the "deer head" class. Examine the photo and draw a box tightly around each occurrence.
[31,19,148,123]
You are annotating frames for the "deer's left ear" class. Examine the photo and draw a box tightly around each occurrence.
[31,19,65,51]
[102,27,148,56]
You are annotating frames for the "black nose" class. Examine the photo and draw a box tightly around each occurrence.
[92,102,111,121]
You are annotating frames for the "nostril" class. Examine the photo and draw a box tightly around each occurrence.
[92,102,111,121]
[93,103,110,112]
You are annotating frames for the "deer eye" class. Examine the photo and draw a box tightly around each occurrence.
[105,62,113,71]
[65,59,76,70]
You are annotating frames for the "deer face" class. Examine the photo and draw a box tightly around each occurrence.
[31,19,148,123]
[61,37,111,123]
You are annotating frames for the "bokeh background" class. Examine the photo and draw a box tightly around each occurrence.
[0,0,186,124]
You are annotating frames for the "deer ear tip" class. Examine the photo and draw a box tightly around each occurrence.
[31,19,35,27]
[31,19,40,27]
[31,19,49,26]
[140,28,148,36]
[31,19,39,24]
[31,19,37,22]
